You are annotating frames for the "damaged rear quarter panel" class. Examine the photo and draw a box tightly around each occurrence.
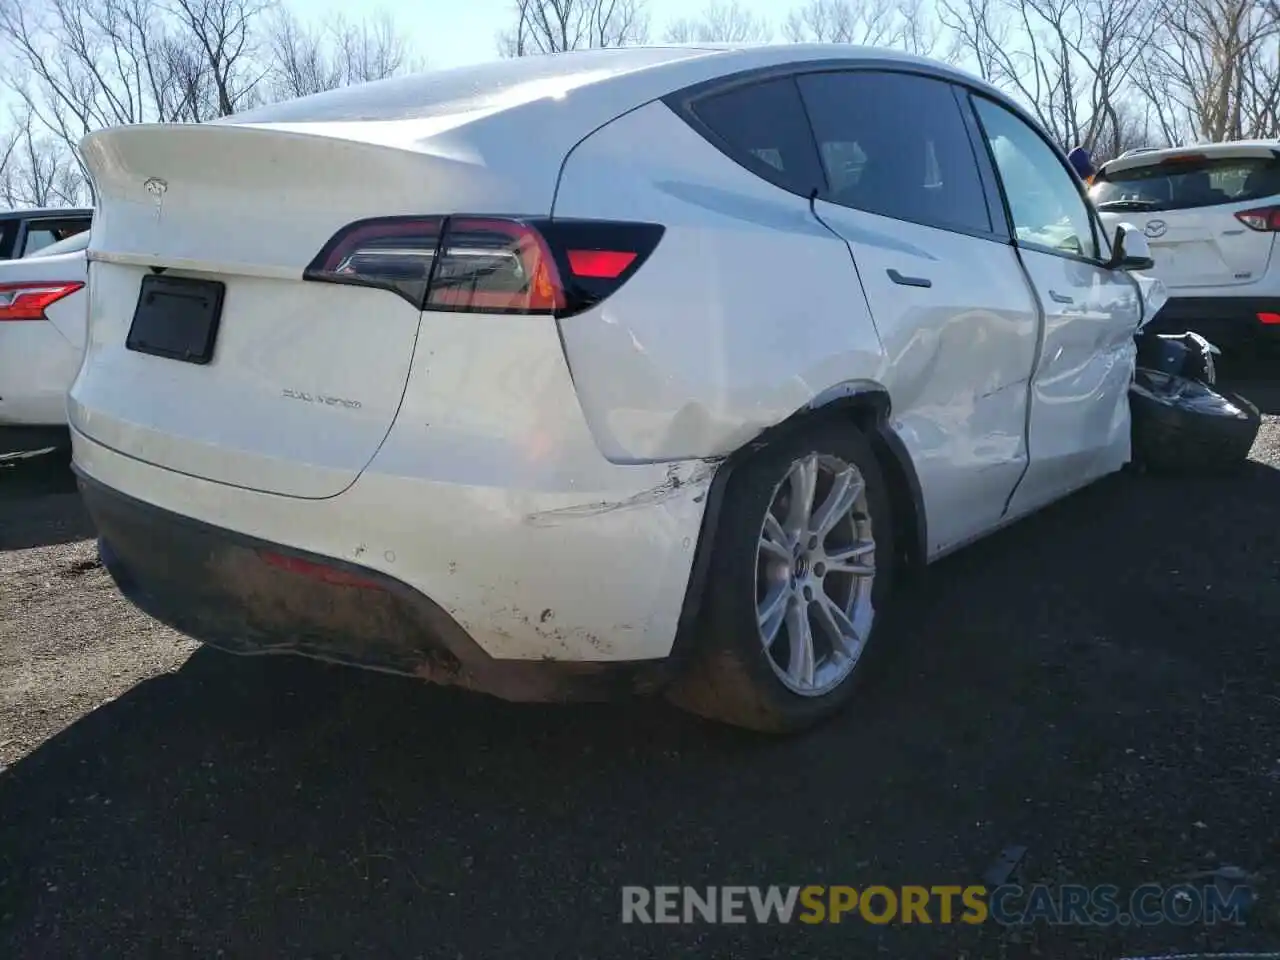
[552,100,886,465]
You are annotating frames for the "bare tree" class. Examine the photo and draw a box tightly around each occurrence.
[165,0,269,117]
[939,0,1154,151]
[937,0,1012,81]
[0,0,211,193]
[497,0,649,56]
[1239,34,1280,138]
[1137,0,1280,142]
[266,8,417,100]
[0,107,87,207]
[784,0,940,55]
[664,0,771,42]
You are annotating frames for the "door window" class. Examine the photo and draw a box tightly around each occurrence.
[796,70,992,235]
[972,98,1099,259]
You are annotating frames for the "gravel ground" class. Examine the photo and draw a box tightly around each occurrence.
[2,390,1280,959]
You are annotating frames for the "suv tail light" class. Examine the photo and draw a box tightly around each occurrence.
[304,216,664,317]
[1234,206,1280,232]
[0,281,84,321]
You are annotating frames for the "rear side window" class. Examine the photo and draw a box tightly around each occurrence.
[797,71,992,235]
[24,229,91,258]
[1091,156,1280,212]
[687,77,825,197]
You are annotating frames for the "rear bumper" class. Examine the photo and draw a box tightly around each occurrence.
[72,419,715,698]
[79,469,697,702]
[1146,296,1280,347]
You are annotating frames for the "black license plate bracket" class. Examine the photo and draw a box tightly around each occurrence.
[125,274,226,365]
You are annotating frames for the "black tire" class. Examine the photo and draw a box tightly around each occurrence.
[667,422,895,734]
[1130,374,1261,476]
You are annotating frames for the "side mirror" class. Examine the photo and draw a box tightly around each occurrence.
[1107,223,1156,272]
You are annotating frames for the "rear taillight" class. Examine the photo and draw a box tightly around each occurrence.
[1234,206,1280,231]
[0,281,84,321]
[426,218,566,314]
[304,216,663,317]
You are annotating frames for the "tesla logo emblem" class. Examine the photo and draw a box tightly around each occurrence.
[143,177,167,220]
[1144,219,1168,239]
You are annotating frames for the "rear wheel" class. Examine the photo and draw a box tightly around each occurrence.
[1130,371,1261,475]
[668,423,894,733]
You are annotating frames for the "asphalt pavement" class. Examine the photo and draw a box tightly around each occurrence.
[2,387,1279,958]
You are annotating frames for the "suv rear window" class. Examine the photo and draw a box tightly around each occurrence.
[1091,155,1280,212]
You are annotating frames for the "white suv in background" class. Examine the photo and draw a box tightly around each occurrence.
[0,229,91,454]
[1092,142,1280,349]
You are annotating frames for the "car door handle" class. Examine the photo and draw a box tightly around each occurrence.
[887,268,932,288]
[1048,290,1074,304]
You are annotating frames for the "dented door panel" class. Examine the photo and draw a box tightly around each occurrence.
[1004,252,1142,519]
[813,200,1040,555]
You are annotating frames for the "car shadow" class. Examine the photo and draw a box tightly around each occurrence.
[0,448,95,550]
[3,457,1280,956]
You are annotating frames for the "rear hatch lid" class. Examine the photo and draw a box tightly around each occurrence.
[1091,145,1280,289]
[71,122,465,499]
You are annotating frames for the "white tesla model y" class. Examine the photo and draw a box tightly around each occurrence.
[70,45,1155,731]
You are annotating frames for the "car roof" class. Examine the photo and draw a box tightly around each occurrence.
[219,44,1029,182]
[224,43,1010,127]
[1101,141,1280,176]
[0,207,93,220]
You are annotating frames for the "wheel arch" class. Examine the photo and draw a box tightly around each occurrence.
[666,385,928,672]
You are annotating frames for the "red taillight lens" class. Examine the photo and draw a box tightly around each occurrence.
[0,281,84,321]
[1259,312,1280,325]
[305,216,664,317]
[1234,206,1280,231]
[566,249,637,279]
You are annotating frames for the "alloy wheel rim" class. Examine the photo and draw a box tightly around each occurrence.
[755,453,876,697]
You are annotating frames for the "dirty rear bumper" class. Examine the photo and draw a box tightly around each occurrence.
[79,472,675,702]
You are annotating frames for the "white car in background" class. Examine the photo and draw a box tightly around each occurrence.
[69,45,1157,732]
[0,229,90,454]
[1092,142,1280,350]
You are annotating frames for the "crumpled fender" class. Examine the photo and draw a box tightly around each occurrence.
[1133,274,1169,332]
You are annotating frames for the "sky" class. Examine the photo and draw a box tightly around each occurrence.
[293,0,783,70]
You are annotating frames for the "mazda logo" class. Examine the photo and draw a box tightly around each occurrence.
[1144,219,1168,239]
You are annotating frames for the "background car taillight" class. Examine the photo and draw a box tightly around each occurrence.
[304,216,664,317]
[1234,206,1280,232]
[0,281,84,321]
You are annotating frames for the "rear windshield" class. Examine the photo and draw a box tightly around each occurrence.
[1090,155,1280,212]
